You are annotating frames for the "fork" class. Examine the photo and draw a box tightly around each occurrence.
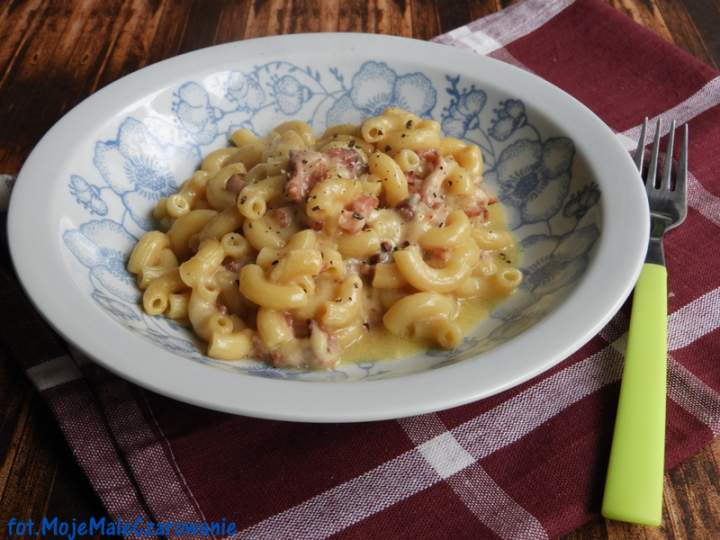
[601,118,688,526]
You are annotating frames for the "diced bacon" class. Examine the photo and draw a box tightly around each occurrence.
[224,259,243,273]
[286,147,366,203]
[338,194,379,233]
[283,312,311,338]
[253,334,269,357]
[351,193,379,214]
[406,172,421,194]
[324,147,367,177]
[295,320,312,339]
[309,321,340,368]
[368,251,390,265]
[358,262,375,280]
[286,150,326,202]
[366,309,383,327]
[465,205,488,219]
[396,201,415,221]
[428,247,452,263]
[338,210,363,233]
[419,149,440,165]
[226,173,246,193]
[464,187,493,219]
[269,349,285,366]
[270,206,293,228]
[420,154,448,207]
[309,220,323,231]
[422,206,449,229]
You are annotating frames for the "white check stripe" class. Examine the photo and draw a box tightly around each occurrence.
[401,414,548,540]
[230,448,440,540]
[417,432,475,478]
[448,31,503,56]
[668,287,720,350]
[621,76,720,143]
[399,409,448,444]
[604,288,720,356]
[26,354,82,391]
[687,171,720,228]
[449,465,549,540]
[668,355,720,436]
[432,0,575,55]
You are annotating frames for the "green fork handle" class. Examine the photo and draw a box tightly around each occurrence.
[602,263,667,526]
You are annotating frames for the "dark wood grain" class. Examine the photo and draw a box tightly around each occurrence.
[0,2,719,539]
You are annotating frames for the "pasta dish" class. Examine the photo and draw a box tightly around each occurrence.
[127,108,521,368]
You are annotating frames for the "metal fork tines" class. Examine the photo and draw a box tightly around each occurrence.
[634,118,688,265]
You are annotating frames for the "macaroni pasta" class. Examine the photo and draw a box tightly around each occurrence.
[128,108,522,369]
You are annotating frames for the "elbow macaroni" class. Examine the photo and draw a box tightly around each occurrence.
[127,109,522,368]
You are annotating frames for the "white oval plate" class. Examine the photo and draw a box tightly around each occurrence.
[8,34,648,422]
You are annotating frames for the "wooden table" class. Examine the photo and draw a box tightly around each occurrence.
[0,1,718,538]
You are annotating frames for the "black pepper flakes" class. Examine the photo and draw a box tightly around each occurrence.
[352,212,363,220]
[348,140,356,148]
[401,133,406,138]
[272,260,279,266]
[384,145,391,152]
[405,120,413,129]
[312,205,320,211]
[401,240,410,248]
[240,196,247,204]
[302,159,308,164]
[381,241,392,252]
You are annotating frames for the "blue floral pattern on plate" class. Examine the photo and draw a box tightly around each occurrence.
[62,61,601,382]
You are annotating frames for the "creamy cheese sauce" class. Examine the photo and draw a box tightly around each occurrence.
[341,203,520,363]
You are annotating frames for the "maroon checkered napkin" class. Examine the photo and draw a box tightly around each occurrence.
[2,0,720,538]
